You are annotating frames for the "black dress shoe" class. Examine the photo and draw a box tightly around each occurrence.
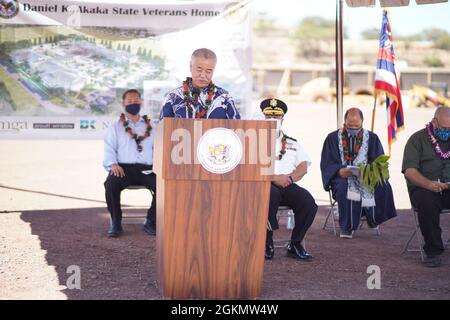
[287,241,313,261]
[143,220,156,236]
[423,254,442,268]
[107,225,123,238]
[265,232,274,260]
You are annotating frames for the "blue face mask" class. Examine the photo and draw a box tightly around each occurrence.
[434,127,450,141]
[125,103,141,115]
[346,128,362,136]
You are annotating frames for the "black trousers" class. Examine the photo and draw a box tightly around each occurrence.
[410,187,449,256]
[104,163,156,227]
[268,183,318,242]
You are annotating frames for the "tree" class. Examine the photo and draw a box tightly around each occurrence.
[361,28,380,40]
[292,16,346,58]
[423,55,444,68]
[253,12,279,34]
[435,33,450,51]
[293,16,345,41]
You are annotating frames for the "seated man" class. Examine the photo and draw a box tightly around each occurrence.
[402,106,450,268]
[262,98,318,261]
[103,89,156,237]
[159,48,240,119]
[320,107,396,238]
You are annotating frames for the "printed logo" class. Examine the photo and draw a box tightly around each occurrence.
[80,119,96,130]
[197,127,242,174]
[0,0,19,19]
[33,123,75,129]
[0,120,27,132]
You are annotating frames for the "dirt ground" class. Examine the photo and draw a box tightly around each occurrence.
[1,205,449,300]
[1,104,449,300]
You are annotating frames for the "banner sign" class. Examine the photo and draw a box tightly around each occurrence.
[0,0,252,138]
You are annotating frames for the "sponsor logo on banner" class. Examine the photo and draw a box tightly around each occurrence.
[102,121,111,130]
[0,0,19,19]
[0,119,28,132]
[80,119,96,130]
[33,123,75,129]
[197,127,242,174]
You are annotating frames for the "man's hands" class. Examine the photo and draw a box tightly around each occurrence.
[405,168,449,193]
[273,174,292,188]
[338,168,354,178]
[110,164,125,178]
[427,180,449,193]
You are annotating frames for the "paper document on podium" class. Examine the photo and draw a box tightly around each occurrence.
[347,165,359,177]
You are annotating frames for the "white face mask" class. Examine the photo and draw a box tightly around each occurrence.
[275,119,282,131]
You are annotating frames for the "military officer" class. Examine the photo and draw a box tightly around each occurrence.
[262,98,318,261]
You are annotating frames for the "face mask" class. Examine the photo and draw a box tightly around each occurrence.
[434,127,450,141]
[346,128,361,136]
[275,119,282,131]
[125,103,141,115]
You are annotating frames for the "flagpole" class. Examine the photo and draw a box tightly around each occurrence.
[335,0,344,129]
[371,95,377,132]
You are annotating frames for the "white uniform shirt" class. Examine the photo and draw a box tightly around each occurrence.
[274,132,312,175]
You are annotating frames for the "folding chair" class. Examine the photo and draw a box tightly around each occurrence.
[402,207,450,262]
[273,206,306,249]
[322,190,380,236]
[121,185,153,224]
[322,190,339,236]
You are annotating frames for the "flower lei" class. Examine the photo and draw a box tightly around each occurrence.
[278,133,288,160]
[426,122,450,160]
[342,127,363,163]
[182,77,215,119]
[120,113,152,152]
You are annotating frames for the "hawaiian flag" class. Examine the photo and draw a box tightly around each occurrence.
[374,10,404,154]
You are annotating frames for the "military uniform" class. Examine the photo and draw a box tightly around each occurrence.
[261,98,318,261]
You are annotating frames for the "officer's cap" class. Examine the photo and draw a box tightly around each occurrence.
[260,98,287,117]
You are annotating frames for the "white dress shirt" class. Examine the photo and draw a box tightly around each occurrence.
[103,115,154,171]
[274,132,311,175]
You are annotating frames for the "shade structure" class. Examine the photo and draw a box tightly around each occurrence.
[345,0,447,7]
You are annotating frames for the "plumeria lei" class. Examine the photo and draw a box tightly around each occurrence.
[426,122,450,160]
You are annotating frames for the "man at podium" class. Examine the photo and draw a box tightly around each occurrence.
[159,48,240,119]
[262,98,318,261]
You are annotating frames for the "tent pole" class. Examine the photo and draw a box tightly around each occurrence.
[335,0,344,129]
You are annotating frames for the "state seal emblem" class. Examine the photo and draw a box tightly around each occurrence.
[197,128,242,174]
[0,0,19,19]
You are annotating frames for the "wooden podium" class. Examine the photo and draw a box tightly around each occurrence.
[153,118,275,299]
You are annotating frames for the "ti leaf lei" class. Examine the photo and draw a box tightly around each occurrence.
[183,77,215,119]
[278,133,288,160]
[120,113,152,152]
[342,127,363,163]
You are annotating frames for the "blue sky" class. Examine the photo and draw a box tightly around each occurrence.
[254,0,450,39]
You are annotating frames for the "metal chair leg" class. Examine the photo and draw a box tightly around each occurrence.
[323,191,339,236]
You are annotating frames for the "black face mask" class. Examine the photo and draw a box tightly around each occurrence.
[125,103,141,115]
